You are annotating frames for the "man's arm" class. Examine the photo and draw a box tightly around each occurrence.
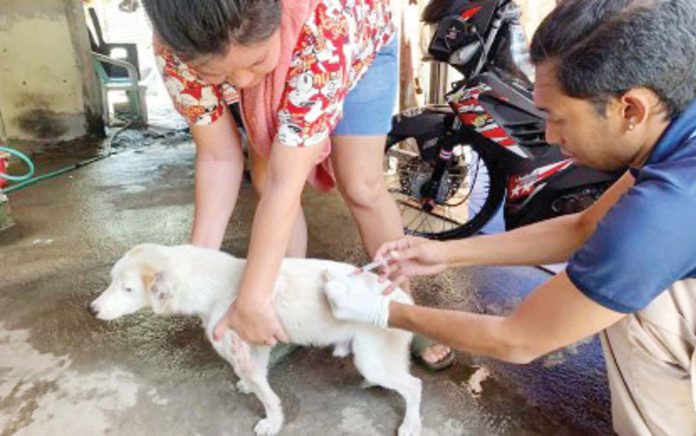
[446,171,635,267]
[374,171,637,288]
[189,108,245,249]
[389,272,625,363]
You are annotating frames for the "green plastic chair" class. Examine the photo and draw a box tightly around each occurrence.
[93,52,148,124]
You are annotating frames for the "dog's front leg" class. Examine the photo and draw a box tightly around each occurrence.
[228,335,284,436]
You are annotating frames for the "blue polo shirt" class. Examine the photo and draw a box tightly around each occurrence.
[566,99,696,313]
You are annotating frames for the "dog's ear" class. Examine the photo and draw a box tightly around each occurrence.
[129,244,146,257]
[140,264,157,291]
[140,265,173,313]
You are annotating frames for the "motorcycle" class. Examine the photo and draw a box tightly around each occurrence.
[385,0,620,240]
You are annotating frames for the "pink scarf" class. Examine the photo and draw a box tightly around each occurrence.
[240,0,335,192]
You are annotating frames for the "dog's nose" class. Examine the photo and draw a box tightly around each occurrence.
[88,303,98,317]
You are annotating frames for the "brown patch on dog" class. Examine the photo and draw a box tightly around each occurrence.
[140,264,157,291]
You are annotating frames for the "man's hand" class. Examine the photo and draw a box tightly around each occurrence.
[213,296,289,346]
[323,279,391,328]
[374,236,450,293]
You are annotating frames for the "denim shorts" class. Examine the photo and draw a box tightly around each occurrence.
[332,37,399,136]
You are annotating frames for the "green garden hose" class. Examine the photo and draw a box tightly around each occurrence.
[0,145,35,183]
[0,121,133,195]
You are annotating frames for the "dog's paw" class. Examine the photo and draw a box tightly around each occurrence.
[397,418,422,436]
[254,418,282,436]
[236,380,251,394]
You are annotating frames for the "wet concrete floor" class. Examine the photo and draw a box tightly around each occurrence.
[0,137,612,435]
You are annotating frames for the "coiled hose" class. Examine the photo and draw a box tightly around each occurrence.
[0,122,132,194]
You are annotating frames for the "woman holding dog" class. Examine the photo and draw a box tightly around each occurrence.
[143,0,453,369]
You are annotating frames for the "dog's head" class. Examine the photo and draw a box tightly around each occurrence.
[89,244,176,320]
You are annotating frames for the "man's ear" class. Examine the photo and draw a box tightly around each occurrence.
[619,88,659,130]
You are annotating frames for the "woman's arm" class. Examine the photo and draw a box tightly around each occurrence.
[189,108,245,249]
[213,141,324,344]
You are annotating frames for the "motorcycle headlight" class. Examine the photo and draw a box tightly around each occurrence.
[429,16,478,62]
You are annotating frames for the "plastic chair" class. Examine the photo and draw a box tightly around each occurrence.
[93,52,148,124]
[87,7,141,79]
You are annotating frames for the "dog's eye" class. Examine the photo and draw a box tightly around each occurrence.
[124,287,133,293]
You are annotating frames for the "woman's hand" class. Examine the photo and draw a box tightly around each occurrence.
[212,138,321,346]
[375,236,451,293]
[213,295,289,346]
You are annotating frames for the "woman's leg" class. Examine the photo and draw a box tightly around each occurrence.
[329,36,451,368]
[249,147,308,258]
[330,135,403,256]
[330,135,451,365]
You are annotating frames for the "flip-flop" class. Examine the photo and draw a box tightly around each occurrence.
[410,334,455,371]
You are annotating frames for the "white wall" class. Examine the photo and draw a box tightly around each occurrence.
[0,0,103,143]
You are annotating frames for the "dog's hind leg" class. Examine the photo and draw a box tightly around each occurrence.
[352,332,422,436]
[229,337,284,436]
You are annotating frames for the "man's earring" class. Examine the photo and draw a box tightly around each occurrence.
[628,122,636,131]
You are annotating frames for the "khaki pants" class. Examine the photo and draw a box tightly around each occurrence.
[601,279,696,436]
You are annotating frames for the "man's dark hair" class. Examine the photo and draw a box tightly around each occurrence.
[531,0,696,119]
[143,0,281,60]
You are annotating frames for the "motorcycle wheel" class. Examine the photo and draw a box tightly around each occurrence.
[384,138,506,240]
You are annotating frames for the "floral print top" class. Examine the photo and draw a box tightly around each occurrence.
[155,0,395,147]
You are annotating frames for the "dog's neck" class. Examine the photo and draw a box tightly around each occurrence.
[162,248,245,322]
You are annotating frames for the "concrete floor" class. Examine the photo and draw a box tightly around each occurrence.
[0,134,612,435]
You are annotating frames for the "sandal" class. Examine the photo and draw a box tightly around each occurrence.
[410,334,455,371]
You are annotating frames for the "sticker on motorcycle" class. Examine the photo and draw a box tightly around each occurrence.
[448,83,522,152]
[460,7,482,20]
[507,159,574,201]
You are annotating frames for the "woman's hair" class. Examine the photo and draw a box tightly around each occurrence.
[143,0,281,60]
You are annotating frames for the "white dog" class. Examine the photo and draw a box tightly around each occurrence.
[90,244,421,436]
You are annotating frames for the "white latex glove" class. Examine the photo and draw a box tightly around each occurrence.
[324,279,390,328]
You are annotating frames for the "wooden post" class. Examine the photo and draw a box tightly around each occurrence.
[397,0,425,110]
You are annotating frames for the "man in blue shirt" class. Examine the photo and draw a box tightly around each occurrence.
[324,0,696,433]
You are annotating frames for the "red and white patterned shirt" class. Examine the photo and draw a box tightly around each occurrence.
[155,0,395,147]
